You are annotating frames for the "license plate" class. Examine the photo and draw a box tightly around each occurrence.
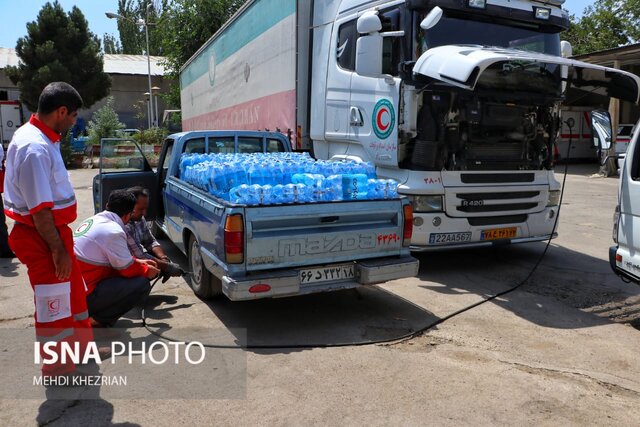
[481,227,517,241]
[299,264,356,285]
[429,232,472,245]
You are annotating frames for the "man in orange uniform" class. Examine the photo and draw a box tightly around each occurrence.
[3,82,92,377]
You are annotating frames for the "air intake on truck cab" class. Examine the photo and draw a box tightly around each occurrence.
[460,173,535,184]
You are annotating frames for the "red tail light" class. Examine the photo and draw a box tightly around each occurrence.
[249,284,271,293]
[224,214,244,264]
[403,204,413,246]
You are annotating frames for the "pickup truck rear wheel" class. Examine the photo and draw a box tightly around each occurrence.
[188,235,222,298]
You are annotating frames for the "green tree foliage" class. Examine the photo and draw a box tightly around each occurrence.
[156,0,242,107]
[564,0,638,55]
[133,126,168,146]
[114,0,165,55]
[87,97,125,147]
[103,33,122,54]
[5,1,111,112]
[6,1,111,111]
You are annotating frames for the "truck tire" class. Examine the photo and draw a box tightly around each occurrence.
[188,235,222,298]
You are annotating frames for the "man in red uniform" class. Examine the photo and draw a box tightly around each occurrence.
[3,82,92,377]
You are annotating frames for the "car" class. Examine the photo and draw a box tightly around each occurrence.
[616,123,636,171]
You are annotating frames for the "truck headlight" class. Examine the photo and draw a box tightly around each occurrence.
[467,0,486,9]
[547,190,561,207]
[534,7,551,20]
[411,195,444,213]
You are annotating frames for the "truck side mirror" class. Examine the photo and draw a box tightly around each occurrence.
[355,34,383,77]
[357,11,382,34]
[355,11,383,77]
[560,40,573,58]
[591,110,613,150]
[420,6,443,30]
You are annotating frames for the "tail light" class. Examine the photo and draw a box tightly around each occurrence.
[403,204,413,246]
[297,125,302,150]
[224,214,244,264]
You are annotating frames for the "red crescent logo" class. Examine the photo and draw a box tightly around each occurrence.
[377,108,390,131]
[48,299,60,311]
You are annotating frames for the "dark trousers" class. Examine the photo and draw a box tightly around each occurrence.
[86,276,151,326]
[0,193,10,254]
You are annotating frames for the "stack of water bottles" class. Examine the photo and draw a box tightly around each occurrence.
[179,152,398,205]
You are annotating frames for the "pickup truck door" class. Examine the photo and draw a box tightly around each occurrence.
[92,137,158,217]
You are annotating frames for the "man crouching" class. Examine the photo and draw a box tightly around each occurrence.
[74,190,160,327]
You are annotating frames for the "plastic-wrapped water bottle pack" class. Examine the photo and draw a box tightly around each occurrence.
[179,152,398,205]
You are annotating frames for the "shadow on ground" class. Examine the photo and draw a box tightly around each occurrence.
[413,241,640,330]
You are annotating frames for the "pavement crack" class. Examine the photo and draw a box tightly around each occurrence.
[0,314,33,322]
[498,359,640,397]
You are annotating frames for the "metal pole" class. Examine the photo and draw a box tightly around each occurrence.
[146,98,151,128]
[145,20,153,128]
[154,94,159,128]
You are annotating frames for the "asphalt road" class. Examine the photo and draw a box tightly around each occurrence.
[1,164,639,426]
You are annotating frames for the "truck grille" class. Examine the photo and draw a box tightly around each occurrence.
[460,173,535,184]
[457,202,538,213]
[445,188,546,217]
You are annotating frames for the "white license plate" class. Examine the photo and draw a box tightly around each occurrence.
[299,264,356,285]
[429,232,472,245]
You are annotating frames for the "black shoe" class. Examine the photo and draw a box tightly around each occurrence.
[0,250,15,258]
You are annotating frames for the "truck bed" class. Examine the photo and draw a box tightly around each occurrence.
[165,176,418,300]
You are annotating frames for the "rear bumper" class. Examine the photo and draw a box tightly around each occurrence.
[222,256,419,301]
[409,207,559,251]
[609,245,640,284]
[411,233,557,252]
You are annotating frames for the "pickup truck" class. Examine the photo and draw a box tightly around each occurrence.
[93,130,419,300]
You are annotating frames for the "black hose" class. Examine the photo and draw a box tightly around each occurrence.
[140,128,573,349]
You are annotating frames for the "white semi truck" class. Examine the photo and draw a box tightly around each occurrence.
[180,0,640,250]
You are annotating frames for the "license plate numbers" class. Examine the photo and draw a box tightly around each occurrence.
[299,264,355,284]
[429,232,472,245]
[481,227,517,241]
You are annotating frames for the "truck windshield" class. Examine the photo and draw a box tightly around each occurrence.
[414,13,561,58]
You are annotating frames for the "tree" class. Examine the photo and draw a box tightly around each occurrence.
[156,0,242,107]
[115,0,165,55]
[103,33,122,54]
[86,97,125,147]
[6,1,111,111]
[564,0,637,55]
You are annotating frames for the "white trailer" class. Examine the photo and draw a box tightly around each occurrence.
[181,0,640,251]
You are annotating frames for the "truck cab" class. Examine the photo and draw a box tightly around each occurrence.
[311,0,640,250]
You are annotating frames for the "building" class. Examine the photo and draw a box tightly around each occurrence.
[571,43,640,133]
[0,47,173,129]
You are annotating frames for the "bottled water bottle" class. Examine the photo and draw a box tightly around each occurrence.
[366,179,399,199]
[364,162,377,179]
[325,175,343,201]
[213,165,228,196]
[258,184,273,205]
[271,184,287,204]
[229,184,251,204]
[342,174,368,200]
[292,173,324,189]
